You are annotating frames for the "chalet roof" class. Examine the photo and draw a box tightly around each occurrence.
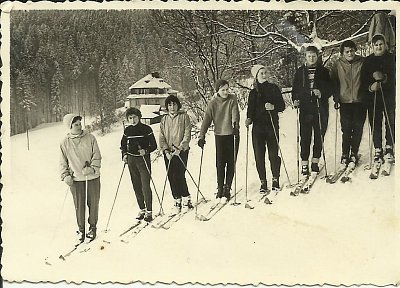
[129,74,172,90]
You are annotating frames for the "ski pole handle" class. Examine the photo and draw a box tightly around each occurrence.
[84,161,90,168]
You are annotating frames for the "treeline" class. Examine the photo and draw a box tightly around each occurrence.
[10,10,192,135]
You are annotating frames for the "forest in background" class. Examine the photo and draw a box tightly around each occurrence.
[10,9,385,135]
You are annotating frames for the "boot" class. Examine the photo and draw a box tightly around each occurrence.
[171,198,182,215]
[374,148,383,163]
[86,226,96,241]
[384,145,394,163]
[136,209,146,220]
[259,180,268,194]
[181,196,194,212]
[301,165,309,176]
[272,177,280,191]
[340,155,348,169]
[144,211,153,222]
[223,185,231,201]
[76,230,85,245]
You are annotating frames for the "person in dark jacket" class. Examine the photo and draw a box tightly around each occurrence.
[360,33,395,164]
[330,40,366,167]
[292,45,332,175]
[246,65,285,192]
[120,107,157,222]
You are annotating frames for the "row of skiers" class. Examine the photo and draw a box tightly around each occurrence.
[59,34,395,244]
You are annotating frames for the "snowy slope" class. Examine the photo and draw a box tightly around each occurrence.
[2,100,399,285]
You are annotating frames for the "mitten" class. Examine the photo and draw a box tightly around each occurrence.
[138,149,146,156]
[334,102,340,110]
[264,102,275,111]
[64,175,74,186]
[245,118,252,128]
[373,71,385,81]
[293,100,300,109]
[82,166,94,176]
[122,154,128,164]
[198,138,206,149]
[369,82,380,92]
[313,89,321,98]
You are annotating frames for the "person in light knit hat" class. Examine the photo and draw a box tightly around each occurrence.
[246,65,285,193]
[198,79,240,203]
[159,95,194,214]
[60,113,102,244]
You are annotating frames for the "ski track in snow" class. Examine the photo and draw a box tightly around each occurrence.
[2,101,399,285]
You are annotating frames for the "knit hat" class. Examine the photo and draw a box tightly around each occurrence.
[215,79,229,92]
[251,64,265,78]
[165,95,182,110]
[63,113,82,129]
[125,107,142,119]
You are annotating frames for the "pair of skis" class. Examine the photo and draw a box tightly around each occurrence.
[151,198,209,229]
[370,154,394,179]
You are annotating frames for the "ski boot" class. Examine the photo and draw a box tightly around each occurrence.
[76,230,85,245]
[144,211,153,222]
[223,185,231,201]
[259,180,269,194]
[301,164,309,176]
[170,198,182,215]
[311,162,319,173]
[136,209,146,220]
[181,196,194,212]
[271,177,280,191]
[86,226,96,241]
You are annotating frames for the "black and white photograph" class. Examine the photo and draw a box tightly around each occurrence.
[1,1,399,286]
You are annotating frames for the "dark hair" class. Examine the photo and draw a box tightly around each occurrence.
[125,107,142,119]
[340,40,357,54]
[215,79,229,92]
[71,116,82,127]
[305,45,319,55]
[371,34,385,44]
[165,95,182,111]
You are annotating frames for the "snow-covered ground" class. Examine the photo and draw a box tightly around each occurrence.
[2,100,399,285]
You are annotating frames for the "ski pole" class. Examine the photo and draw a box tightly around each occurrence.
[369,90,377,170]
[296,107,300,183]
[334,106,338,173]
[105,163,126,232]
[315,98,328,178]
[378,82,395,147]
[159,154,172,216]
[244,126,253,209]
[231,132,240,206]
[141,154,164,215]
[195,147,205,218]
[268,111,292,187]
[172,145,207,201]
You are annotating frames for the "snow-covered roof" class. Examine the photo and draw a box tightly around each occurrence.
[126,94,169,99]
[129,74,172,90]
[140,105,162,119]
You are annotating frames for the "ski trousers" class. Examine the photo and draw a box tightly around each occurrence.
[367,100,395,149]
[299,109,328,162]
[252,127,281,181]
[340,103,367,157]
[69,176,101,233]
[127,154,153,212]
[215,134,239,194]
[163,149,190,200]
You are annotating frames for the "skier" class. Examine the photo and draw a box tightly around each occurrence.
[60,113,102,244]
[198,79,240,204]
[292,45,332,175]
[360,34,395,167]
[121,107,157,222]
[159,95,194,214]
[245,64,285,193]
[330,40,366,168]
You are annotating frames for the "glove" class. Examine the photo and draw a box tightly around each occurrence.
[293,100,300,109]
[245,118,252,128]
[165,151,173,160]
[373,71,385,82]
[369,82,380,92]
[198,138,206,149]
[334,102,340,110]
[313,89,321,98]
[172,148,181,156]
[64,175,74,186]
[122,154,128,164]
[82,166,94,176]
[264,102,275,111]
[138,149,146,156]
[233,126,239,137]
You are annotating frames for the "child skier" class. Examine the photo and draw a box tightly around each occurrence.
[60,113,102,244]
[330,40,366,168]
[198,79,240,204]
[360,34,395,169]
[245,65,285,193]
[121,107,157,222]
[159,95,194,214]
[292,45,332,176]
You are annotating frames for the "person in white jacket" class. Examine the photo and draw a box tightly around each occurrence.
[60,113,102,243]
[159,95,193,214]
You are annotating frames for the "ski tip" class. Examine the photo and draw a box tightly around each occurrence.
[230,202,241,206]
[264,198,272,204]
[245,203,254,209]
[59,255,65,261]
[196,215,208,221]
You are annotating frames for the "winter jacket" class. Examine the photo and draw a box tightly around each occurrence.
[247,81,285,132]
[330,55,365,104]
[360,50,395,107]
[292,64,332,115]
[60,130,102,182]
[120,122,157,157]
[199,94,240,138]
[159,111,191,152]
